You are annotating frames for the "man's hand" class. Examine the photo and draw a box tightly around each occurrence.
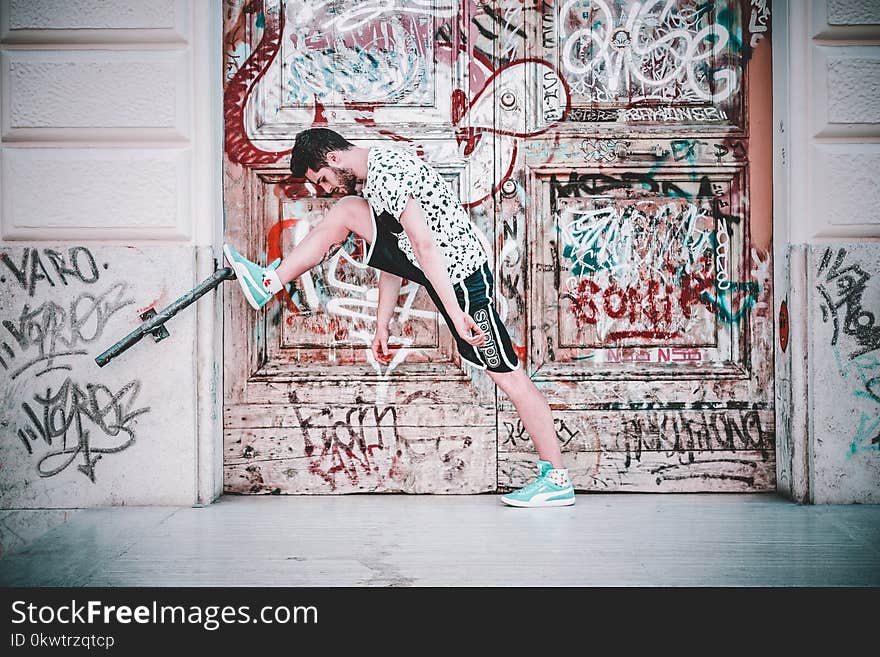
[371,324,393,365]
[452,310,487,347]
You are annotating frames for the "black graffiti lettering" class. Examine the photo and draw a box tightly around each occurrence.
[542,69,561,121]
[70,246,100,283]
[816,248,880,451]
[554,418,580,447]
[28,248,55,296]
[550,171,691,201]
[0,250,28,288]
[619,410,772,463]
[1,247,101,297]
[291,404,319,456]
[2,283,134,378]
[44,249,77,286]
[566,108,618,122]
[502,216,517,241]
[503,420,527,447]
[541,0,555,49]
[817,248,880,360]
[671,139,708,161]
[16,377,149,482]
[503,417,580,448]
[294,403,405,488]
[714,140,747,160]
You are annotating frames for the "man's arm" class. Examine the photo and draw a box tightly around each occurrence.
[371,270,403,364]
[398,197,485,346]
[376,270,402,331]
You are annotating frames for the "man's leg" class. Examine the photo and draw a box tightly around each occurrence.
[275,195,373,285]
[486,367,564,468]
[224,196,374,309]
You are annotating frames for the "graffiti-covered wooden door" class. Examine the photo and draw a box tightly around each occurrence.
[222,0,774,494]
[222,0,498,493]
[495,0,775,491]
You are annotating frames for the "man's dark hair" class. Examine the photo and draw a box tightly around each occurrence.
[289,128,354,178]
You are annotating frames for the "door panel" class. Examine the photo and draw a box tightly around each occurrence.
[534,167,752,377]
[249,0,461,135]
[536,0,746,131]
[222,0,774,494]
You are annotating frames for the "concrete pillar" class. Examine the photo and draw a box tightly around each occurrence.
[0,0,223,538]
[774,0,880,503]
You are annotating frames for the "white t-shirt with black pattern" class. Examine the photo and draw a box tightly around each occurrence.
[361,146,488,286]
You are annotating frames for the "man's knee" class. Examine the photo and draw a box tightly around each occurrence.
[488,366,529,394]
[328,196,372,238]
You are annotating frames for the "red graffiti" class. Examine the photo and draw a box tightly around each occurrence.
[452,88,469,125]
[267,219,300,314]
[606,346,699,362]
[313,440,383,488]
[464,58,571,139]
[455,58,572,208]
[224,4,286,165]
[345,101,415,144]
[607,330,681,341]
[563,278,676,328]
[676,263,717,319]
[313,97,328,124]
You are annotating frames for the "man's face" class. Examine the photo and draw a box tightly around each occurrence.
[306,163,358,196]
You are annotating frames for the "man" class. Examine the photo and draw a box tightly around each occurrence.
[223,128,574,507]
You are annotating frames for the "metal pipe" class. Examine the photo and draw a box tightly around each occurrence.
[95,266,236,367]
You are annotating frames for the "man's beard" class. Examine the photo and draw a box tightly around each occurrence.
[330,166,358,195]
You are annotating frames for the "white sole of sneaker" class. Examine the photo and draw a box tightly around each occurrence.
[500,495,576,508]
[223,244,266,311]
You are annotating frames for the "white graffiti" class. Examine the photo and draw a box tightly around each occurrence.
[715,216,730,291]
[558,0,739,102]
[580,139,622,162]
[749,0,770,48]
[289,0,456,33]
[285,15,431,105]
[457,60,569,205]
[496,0,525,63]
[289,220,438,325]
[557,200,714,289]
[286,211,505,378]
[622,105,728,122]
[525,139,623,163]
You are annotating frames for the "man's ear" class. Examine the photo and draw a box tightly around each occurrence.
[326,151,340,165]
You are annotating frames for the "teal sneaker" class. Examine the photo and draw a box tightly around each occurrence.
[223,243,282,310]
[500,459,575,508]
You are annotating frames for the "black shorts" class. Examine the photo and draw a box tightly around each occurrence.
[362,207,520,373]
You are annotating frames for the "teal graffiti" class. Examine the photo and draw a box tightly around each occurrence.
[849,412,880,456]
[715,7,743,53]
[700,280,760,323]
[556,202,713,278]
[820,248,880,456]
[285,16,430,105]
[830,347,880,456]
